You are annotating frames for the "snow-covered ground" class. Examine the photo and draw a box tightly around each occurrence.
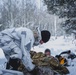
[31,36,76,75]
[0,36,76,75]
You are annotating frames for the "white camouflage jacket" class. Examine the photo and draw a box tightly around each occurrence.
[0,27,35,71]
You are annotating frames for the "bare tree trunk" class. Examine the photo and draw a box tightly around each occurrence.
[54,14,57,39]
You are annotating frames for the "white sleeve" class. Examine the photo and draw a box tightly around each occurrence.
[21,31,35,71]
[2,40,22,60]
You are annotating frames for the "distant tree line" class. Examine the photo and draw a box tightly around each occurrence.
[44,0,76,34]
[0,0,65,36]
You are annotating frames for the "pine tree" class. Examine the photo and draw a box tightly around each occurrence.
[44,0,76,33]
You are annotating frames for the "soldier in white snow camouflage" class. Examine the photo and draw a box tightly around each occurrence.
[0,27,51,74]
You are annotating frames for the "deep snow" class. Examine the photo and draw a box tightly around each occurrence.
[31,36,76,75]
[0,36,76,75]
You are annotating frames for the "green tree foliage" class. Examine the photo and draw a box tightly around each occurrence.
[44,0,76,33]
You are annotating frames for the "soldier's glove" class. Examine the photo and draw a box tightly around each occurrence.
[29,66,39,75]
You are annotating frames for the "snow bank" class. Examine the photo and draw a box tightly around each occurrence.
[31,36,76,75]
[32,36,76,56]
